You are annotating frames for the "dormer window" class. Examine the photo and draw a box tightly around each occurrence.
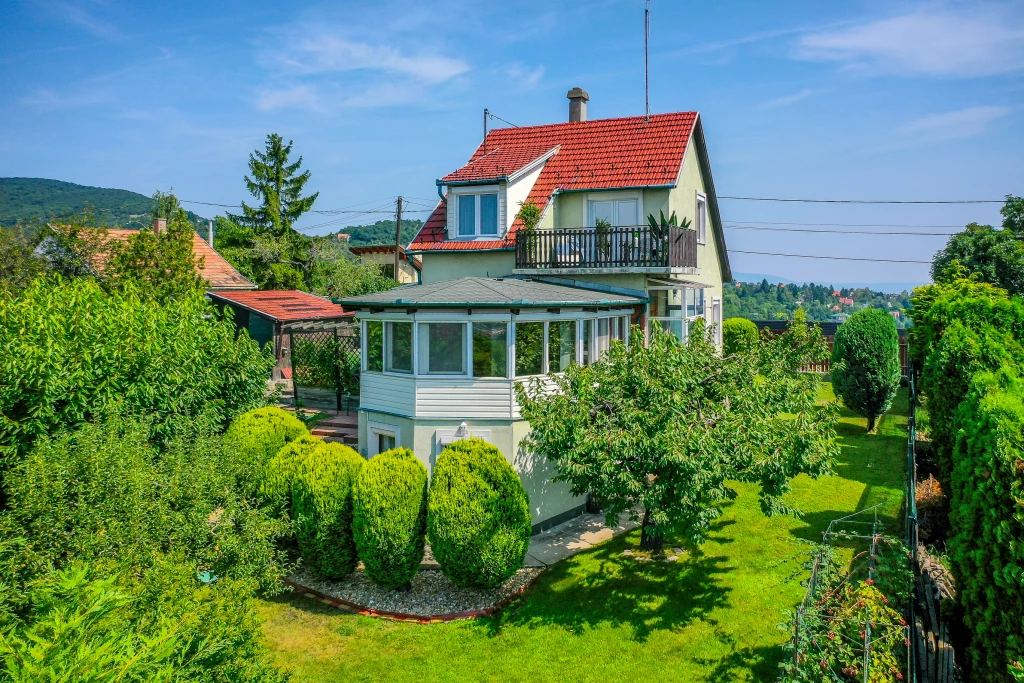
[457,192,499,237]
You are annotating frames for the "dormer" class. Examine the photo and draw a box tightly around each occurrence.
[440,145,557,241]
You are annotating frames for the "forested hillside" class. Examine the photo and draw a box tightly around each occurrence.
[0,177,207,233]
[724,279,912,325]
[337,219,423,248]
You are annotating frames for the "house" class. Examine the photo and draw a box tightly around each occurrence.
[341,89,732,532]
[348,244,422,284]
[208,289,353,379]
[839,296,854,306]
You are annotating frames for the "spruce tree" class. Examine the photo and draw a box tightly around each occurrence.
[230,134,318,237]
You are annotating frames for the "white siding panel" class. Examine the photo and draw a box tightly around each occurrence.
[361,373,416,416]
[416,379,514,419]
[511,376,559,419]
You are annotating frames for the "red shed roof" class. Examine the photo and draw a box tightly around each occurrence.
[409,112,699,252]
[208,290,352,323]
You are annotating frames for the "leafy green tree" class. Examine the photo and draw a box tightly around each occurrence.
[932,196,1024,294]
[0,277,273,473]
[722,317,759,356]
[0,226,43,295]
[230,134,319,238]
[831,308,902,432]
[306,236,396,299]
[427,439,531,588]
[517,321,838,551]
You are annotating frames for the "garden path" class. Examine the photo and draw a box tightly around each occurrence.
[524,512,638,567]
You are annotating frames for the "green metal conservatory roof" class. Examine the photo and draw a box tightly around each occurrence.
[338,277,646,310]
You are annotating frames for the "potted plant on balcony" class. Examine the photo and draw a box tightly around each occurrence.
[646,211,691,262]
[595,218,612,260]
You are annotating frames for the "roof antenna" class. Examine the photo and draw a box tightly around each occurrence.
[644,0,650,120]
[483,108,489,154]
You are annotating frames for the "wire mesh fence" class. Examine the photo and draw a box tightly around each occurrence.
[286,321,360,413]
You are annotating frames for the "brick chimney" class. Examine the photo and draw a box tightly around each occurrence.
[153,217,166,233]
[567,87,589,123]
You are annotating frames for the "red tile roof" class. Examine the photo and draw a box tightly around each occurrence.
[208,290,352,323]
[97,228,256,290]
[409,112,699,252]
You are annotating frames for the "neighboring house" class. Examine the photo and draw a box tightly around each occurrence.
[348,244,421,284]
[838,296,854,306]
[208,289,353,379]
[341,90,733,533]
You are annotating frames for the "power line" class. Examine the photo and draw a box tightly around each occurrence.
[719,196,1005,204]
[486,110,519,128]
[724,225,958,236]
[731,249,932,264]
[725,219,968,228]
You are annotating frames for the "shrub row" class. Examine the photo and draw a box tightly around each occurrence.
[235,407,533,591]
[910,278,1024,682]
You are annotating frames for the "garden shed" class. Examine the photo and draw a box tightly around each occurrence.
[208,290,353,379]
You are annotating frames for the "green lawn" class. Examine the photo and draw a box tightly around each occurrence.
[259,384,907,683]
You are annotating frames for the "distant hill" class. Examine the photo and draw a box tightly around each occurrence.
[731,270,924,294]
[337,219,424,248]
[0,177,208,236]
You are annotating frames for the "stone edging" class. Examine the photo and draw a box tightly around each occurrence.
[284,572,542,623]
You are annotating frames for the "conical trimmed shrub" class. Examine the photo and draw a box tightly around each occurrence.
[261,435,323,512]
[224,406,307,496]
[428,438,531,588]
[352,448,427,589]
[292,442,364,579]
[831,308,901,432]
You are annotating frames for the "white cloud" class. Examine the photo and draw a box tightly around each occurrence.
[759,88,822,109]
[274,36,468,84]
[256,84,324,112]
[902,106,1011,140]
[504,62,545,90]
[797,6,1024,77]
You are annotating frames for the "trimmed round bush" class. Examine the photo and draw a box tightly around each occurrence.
[352,448,427,589]
[831,308,901,431]
[428,438,531,588]
[261,434,323,512]
[224,407,308,495]
[722,317,759,356]
[292,442,365,579]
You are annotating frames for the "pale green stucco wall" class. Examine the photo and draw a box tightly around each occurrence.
[358,409,582,529]
[418,251,516,284]
[666,144,724,301]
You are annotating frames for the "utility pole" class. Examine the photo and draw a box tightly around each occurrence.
[645,0,651,120]
[393,196,403,283]
[208,219,214,247]
[483,108,489,153]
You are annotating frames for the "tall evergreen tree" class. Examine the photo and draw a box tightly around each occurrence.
[230,134,319,237]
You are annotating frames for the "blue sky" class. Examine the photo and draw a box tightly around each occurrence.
[2,0,1022,287]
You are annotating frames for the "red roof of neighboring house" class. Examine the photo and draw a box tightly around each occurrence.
[409,112,699,252]
[208,290,352,323]
[98,228,256,290]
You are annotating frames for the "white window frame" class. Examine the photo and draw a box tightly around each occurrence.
[452,185,501,238]
[647,285,708,343]
[416,321,470,377]
[384,320,414,374]
[470,320,510,379]
[368,421,400,457]
[695,192,708,244]
[586,191,642,228]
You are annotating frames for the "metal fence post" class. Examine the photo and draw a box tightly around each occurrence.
[333,327,342,413]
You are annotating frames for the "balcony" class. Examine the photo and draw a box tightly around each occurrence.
[514,225,698,273]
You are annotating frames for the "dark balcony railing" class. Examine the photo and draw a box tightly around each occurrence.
[515,225,698,270]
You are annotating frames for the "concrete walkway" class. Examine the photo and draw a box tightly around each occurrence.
[524,512,639,567]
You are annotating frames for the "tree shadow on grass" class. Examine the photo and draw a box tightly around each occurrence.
[692,630,784,683]
[477,524,733,643]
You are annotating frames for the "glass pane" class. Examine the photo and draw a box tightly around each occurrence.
[547,320,576,373]
[473,322,507,377]
[366,320,383,372]
[590,201,613,225]
[649,289,684,318]
[386,321,412,373]
[614,200,637,227]
[657,318,684,341]
[421,323,465,374]
[687,288,696,317]
[515,322,544,376]
[596,318,610,359]
[581,319,592,365]
[458,195,476,236]
[378,433,395,453]
[480,194,498,235]
[696,288,705,317]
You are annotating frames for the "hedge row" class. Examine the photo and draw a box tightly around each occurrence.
[228,408,532,590]
[910,278,1024,682]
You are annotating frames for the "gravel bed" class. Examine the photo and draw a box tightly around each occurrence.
[291,566,543,617]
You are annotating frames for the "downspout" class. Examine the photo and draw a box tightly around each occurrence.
[436,179,446,204]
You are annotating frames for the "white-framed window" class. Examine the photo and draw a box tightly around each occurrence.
[417,322,467,375]
[695,192,707,244]
[472,321,508,378]
[547,320,576,373]
[514,321,545,377]
[649,286,707,343]
[456,192,500,237]
[385,321,413,373]
[364,319,383,372]
[368,422,400,457]
[588,198,639,228]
